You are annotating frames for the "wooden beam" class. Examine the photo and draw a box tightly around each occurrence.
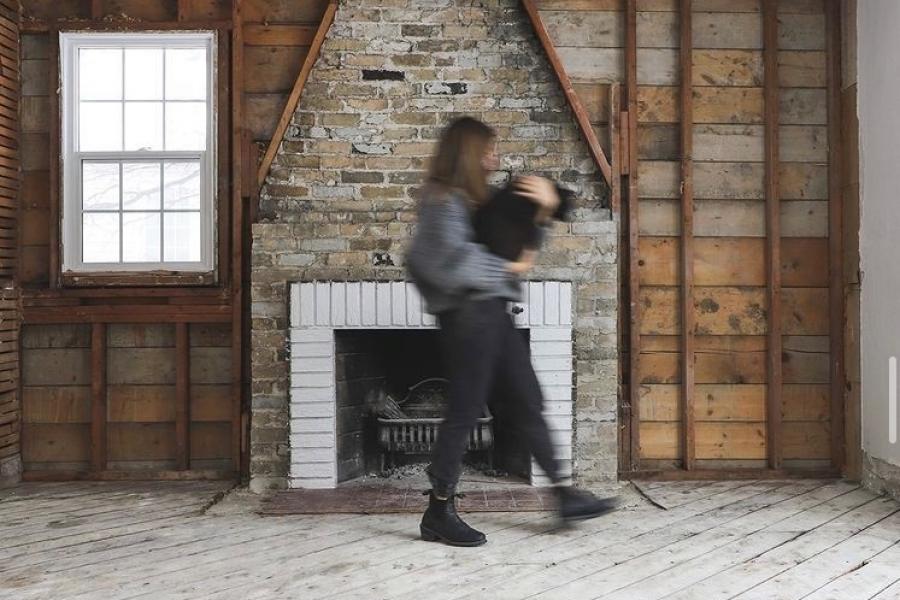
[48,27,59,289]
[21,20,233,33]
[609,83,622,214]
[175,322,190,471]
[763,0,783,470]
[91,323,107,471]
[22,304,232,324]
[232,0,245,475]
[256,1,338,188]
[825,0,845,474]
[679,0,696,471]
[625,0,641,472]
[520,0,612,186]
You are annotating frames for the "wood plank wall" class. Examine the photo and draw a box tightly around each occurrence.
[14,0,329,479]
[0,0,18,484]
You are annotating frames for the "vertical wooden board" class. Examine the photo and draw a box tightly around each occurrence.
[542,10,623,48]
[692,49,762,86]
[782,384,830,421]
[694,162,765,199]
[22,387,92,423]
[190,422,232,461]
[693,286,767,336]
[782,420,830,459]
[695,422,766,459]
[781,287,829,334]
[778,50,826,87]
[22,423,90,462]
[779,125,828,162]
[107,422,176,461]
[107,385,176,422]
[637,85,678,122]
[639,286,680,335]
[692,124,764,162]
[693,87,764,124]
[692,13,762,49]
[779,88,827,124]
[781,237,828,286]
[694,199,765,237]
[779,162,828,199]
[778,13,826,50]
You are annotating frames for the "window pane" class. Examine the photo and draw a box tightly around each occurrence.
[163,161,201,209]
[165,48,207,100]
[164,212,201,262]
[124,102,163,151]
[122,162,161,210]
[165,102,206,151]
[83,213,119,263]
[125,48,163,100]
[123,212,161,262]
[80,102,122,151]
[82,162,119,211]
[79,48,122,100]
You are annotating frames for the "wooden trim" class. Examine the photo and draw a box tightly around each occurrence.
[763,0,783,470]
[21,21,233,33]
[217,30,231,291]
[60,271,217,288]
[49,28,60,289]
[232,0,245,475]
[23,304,232,323]
[520,0,612,186]
[622,469,841,482]
[256,1,337,188]
[22,470,236,482]
[826,0,846,474]
[625,0,641,472]
[175,322,190,471]
[679,0,695,471]
[90,323,107,472]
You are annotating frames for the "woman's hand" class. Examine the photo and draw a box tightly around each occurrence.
[507,249,537,275]
[513,176,560,223]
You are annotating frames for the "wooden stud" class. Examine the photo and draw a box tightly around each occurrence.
[90,323,107,471]
[21,21,233,33]
[232,0,244,475]
[763,0,783,470]
[609,83,622,214]
[521,0,613,186]
[626,0,641,472]
[23,304,232,324]
[256,1,338,188]
[679,0,695,471]
[825,0,845,474]
[175,323,190,470]
[610,81,627,473]
[48,27,59,289]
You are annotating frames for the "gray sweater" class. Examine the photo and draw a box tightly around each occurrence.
[405,183,522,314]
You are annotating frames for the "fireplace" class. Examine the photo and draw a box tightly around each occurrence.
[289,281,574,489]
[249,0,619,492]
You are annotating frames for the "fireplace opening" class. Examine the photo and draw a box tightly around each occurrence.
[334,329,533,484]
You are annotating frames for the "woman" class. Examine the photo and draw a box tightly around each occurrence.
[406,117,617,547]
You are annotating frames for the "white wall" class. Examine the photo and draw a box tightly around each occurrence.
[858,0,900,468]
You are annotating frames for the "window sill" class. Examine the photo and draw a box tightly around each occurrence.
[60,270,217,287]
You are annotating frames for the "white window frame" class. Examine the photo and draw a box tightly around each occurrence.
[60,31,217,274]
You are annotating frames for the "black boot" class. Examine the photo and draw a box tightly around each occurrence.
[555,486,619,522]
[419,491,487,547]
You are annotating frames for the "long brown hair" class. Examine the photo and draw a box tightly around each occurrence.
[426,116,495,207]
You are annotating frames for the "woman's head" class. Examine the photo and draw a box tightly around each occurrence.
[427,116,497,206]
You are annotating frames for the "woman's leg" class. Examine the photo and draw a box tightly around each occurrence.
[428,299,505,495]
[496,314,563,484]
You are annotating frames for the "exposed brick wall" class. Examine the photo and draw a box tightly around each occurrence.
[250,0,618,491]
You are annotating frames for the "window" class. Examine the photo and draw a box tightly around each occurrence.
[60,33,216,273]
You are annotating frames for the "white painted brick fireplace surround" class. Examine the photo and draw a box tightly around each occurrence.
[289,281,575,489]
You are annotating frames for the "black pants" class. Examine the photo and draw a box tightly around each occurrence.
[428,297,561,493]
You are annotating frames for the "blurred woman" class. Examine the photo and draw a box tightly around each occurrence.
[406,116,616,547]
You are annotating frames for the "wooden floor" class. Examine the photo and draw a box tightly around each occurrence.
[1,479,900,599]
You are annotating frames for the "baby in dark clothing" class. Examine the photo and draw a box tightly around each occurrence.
[473,179,576,262]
